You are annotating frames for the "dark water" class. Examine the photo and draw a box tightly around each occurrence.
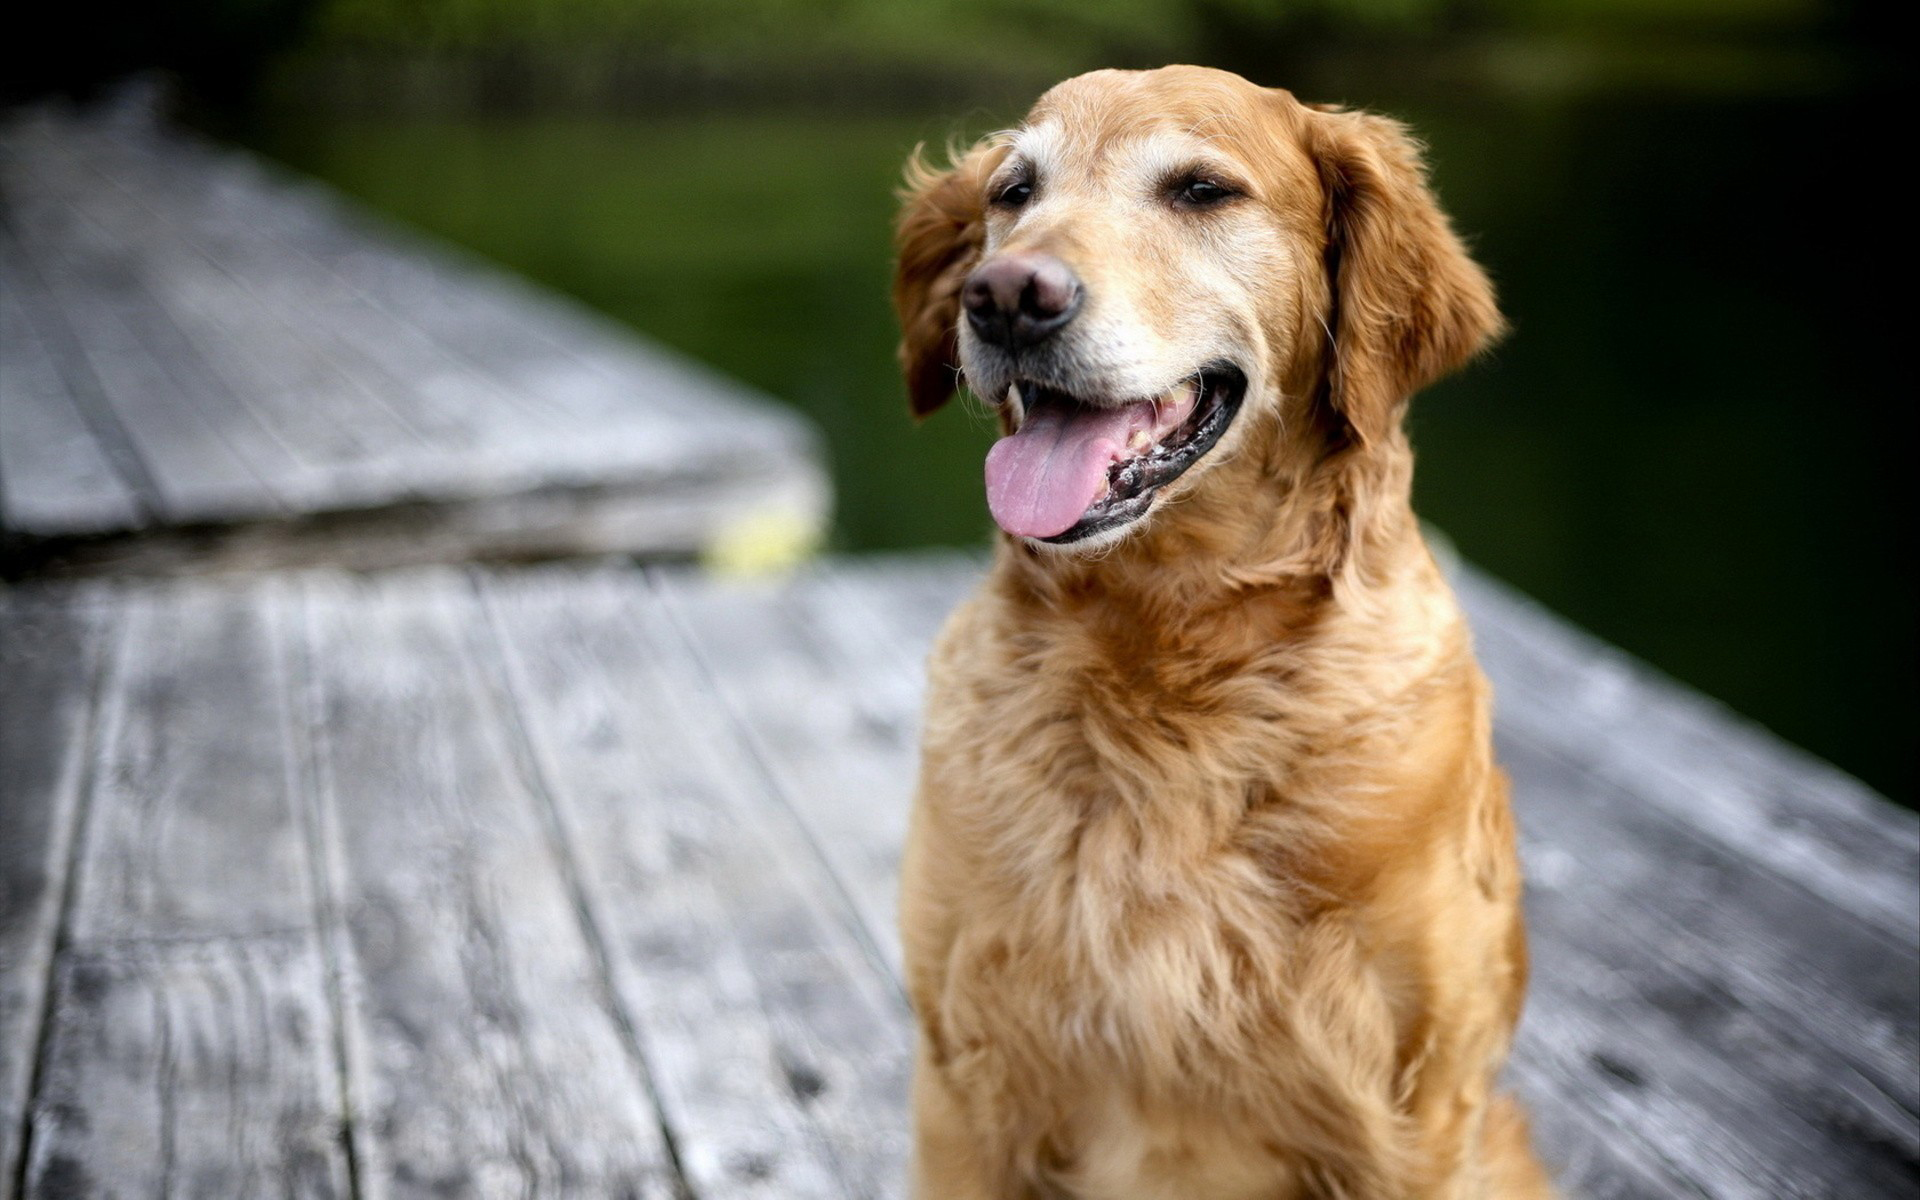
[239,81,1912,804]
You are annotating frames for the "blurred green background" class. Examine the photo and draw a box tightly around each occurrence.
[5,0,1908,804]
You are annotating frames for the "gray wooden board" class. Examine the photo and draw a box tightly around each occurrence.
[104,124,820,450]
[142,132,830,505]
[1502,728,1917,1198]
[651,566,934,984]
[294,572,682,1198]
[31,134,597,487]
[18,140,438,506]
[4,474,819,581]
[22,936,349,1199]
[0,593,111,1190]
[5,113,787,472]
[6,581,354,1198]
[0,270,146,537]
[1,182,290,525]
[1,553,1913,1198]
[65,582,319,942]
[1456,569,1919,943]
[479,569,912,1197]
[9,115,813,497]
[0,108,828,574]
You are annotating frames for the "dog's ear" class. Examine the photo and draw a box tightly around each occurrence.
[892,139,1005,418]
[1308,108,1504,447]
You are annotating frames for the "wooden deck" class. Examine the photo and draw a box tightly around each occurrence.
[1,555,1914,1199]
[0,105,828,576]
[1,94,1915,1200]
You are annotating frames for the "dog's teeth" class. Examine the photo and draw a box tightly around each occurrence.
[1128,430,1151,451]
[1005,385,1019,407]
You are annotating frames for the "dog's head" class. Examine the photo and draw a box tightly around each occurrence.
[894,66,1502,555]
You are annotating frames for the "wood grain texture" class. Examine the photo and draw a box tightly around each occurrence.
[1456,568,1918,942]
[7,578,355,1198]
[651,567,929,981]
[480,568,913,1199]
[66,582,318,942]
[21,936,349,1200]
[1502,723,1918,1197]
[22,138,432,508]
[0,108,829,576]
[5,469,822,581]
[0,592,113,1190]
[0,554,1912,1198]
[295,572,681,1198]
[112,125,819,450]
[1506,720,1918,1163]
[0,190,287,526]
[0,268,146,539]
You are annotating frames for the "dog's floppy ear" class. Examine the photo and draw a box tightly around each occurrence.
[1308,108,1504,447]
[892,139,1005,418]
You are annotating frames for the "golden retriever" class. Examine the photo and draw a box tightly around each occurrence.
[890,66,1554,1199]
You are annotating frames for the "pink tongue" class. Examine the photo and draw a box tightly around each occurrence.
[985,400,1145,538]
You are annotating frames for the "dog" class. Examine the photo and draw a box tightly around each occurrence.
[890,66,1553,1199]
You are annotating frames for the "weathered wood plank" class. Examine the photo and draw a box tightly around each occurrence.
[295,572,681,1198]
[66,119,826,493]
[822,551,986,649]
[651,567,927,981]
[1508,719,1918,1135]
[3,551,1909,1198]
[1499,1055,1707,1200]
[12,139,408,514]
[0,109,829,573]
[21,936,349,1199]
[0,197,287,525]
[0,591,113,1190]
[35,135,586,483]
[1503,729,1917,1198]
[1457,568,1918,942]
[15,138,431,505]
[17,124,481,451]
[65,583,319,941]
[0,275,146,537]
[10,580,354,1197]
[5,473,821,580]
[118,127,819,446]
[480,568,912,1198]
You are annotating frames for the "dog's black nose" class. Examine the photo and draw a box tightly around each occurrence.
[963,253,1082,350]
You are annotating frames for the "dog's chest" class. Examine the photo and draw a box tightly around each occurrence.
[930,631,1335,1075]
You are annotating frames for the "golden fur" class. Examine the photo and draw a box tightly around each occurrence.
[891,66,1553,1198]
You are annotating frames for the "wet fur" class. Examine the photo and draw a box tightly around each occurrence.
[892,67,1554,1199]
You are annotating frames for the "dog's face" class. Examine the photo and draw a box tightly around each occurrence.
[895,66,1502,554]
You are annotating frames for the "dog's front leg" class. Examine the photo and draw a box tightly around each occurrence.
[909,1037,1022,1200]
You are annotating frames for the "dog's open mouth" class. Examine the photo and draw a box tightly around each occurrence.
[984,365,1245,543]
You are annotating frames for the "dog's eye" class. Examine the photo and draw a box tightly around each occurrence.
[1173,177,1237,208]
[994,179,1034,208]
